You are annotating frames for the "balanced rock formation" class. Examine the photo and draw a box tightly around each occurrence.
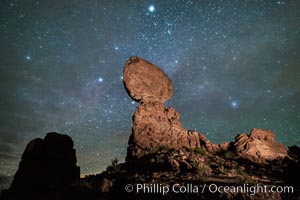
[234,128,288,163]
[6,132,80,198]
[123,57,201,160]
[123,56,290,164]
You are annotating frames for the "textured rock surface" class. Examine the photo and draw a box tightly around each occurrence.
[8,132,80,194]
[123,56,173,103]
[234,128,288,162]
[126,101,201,160]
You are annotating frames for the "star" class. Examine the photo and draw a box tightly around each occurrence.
[230,101,239,109]
[25,56,31,61]
[148,5,155,13]
[98,77,104,83]
[277,1,285,5]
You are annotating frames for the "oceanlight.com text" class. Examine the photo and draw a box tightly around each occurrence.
[124,183,294,196]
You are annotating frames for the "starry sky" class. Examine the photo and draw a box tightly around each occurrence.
[0,0,299,190]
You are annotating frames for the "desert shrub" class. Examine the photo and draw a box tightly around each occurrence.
[194,147,206,155]
[149,147,159,154]
[217,166,226,174]
[185,147,194,153]
[224,151,235,159]
[196,163,212,177]
[79,180,94,190]
[236,167,256,184]
[185,146,206,155]
[111,158,119,166]
[159,146,174,153]
[106,158,121,174]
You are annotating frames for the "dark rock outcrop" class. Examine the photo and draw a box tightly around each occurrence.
[2,132,80,199]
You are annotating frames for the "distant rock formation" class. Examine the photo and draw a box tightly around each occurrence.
[3,132,80,199]
[123,57,201,160]
[199,128,288,163]
[234,128,288,163]
[123,56,289,164]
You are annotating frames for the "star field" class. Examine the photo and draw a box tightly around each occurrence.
[0,0,299,189]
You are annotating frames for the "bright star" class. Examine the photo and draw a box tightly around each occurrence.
[25,56,31,61]
[148,5,155,12]
[230,101,238,109]
[98,77,104,83]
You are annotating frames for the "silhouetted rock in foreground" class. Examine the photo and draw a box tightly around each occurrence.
[1,132,80,200]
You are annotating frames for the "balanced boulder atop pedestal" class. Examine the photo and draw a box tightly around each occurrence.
[123,56,173,103]
[123,56,201,160]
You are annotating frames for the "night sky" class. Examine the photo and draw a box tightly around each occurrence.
[0,0,299,189]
